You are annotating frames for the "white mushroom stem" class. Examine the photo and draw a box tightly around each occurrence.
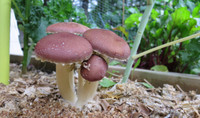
[76,76,99,106]
[56,64,77,104]
[77,69,85,96]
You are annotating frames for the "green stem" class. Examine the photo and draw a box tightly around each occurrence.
[132,32,200,60]
[22,31,29,74]
[122,0,155,83]
[0,0,11,85]
[22,0,31,74]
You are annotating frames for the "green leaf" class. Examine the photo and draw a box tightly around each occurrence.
[132,58,141,72]
[187,38,200,51]
[151,65,169,72]
[171,7,190,27]
[140,82,154,89]
[191,68,200,74]
[171,51,175,56]
[153,28,163,38]
[192,4,200,18]
[151,9,159,20]
[179,18,197,37]
[191,26,200,33]
[100,78,116,88]
[125,13,142,29]
[113,26,129,39]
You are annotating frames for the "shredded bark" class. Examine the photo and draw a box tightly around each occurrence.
[0,63,199,117]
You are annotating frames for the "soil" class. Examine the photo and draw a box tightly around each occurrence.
[0,63,200,118]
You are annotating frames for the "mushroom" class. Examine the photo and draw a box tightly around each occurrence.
[34,32,93,104]
[76,54,108,106]
[81,54,108,82]
[76,29,131,106]
[83,29,131,60]
[46,22,90,98]
[46,22,90,35]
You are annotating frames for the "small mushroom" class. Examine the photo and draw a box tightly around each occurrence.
[81,54,108,82]
[34,32,93,104]
[76,55,108,106]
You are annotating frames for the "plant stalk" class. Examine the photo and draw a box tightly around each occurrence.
[122,0,155,83]
[22,31,29,74]
[0,0,11,85]
[132,32,200,60]
[22,0,31,74]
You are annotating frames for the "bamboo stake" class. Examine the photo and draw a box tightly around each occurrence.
[0,0,11,85]
[122,0,155,83]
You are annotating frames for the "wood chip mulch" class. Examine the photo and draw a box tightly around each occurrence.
[0,63,199,118]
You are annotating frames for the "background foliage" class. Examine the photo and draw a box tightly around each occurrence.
[122,0,200,74]
[12,0,200,74]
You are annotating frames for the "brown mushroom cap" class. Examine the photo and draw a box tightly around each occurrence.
[83,29,131,60]
[81,55,108,82]
[46,22,90,34]
[35,32,93,63]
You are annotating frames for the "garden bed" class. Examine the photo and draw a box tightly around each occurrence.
[0,55,199,117]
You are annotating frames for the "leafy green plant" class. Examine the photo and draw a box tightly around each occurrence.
[121,0,200,83]
[12,0,46,73]
[12,0,89,74]
[123,2,200,74]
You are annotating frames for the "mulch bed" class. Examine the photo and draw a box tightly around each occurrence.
[0,63,199,117]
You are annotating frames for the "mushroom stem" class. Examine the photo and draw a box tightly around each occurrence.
[76,79,99,106]
[56,64,77,104]
[77,69,85,95]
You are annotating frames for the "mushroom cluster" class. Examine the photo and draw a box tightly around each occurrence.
[34,22,130,107]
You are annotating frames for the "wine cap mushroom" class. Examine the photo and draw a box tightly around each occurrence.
[46,22,90,34]
[34,32,93,104]
[35,32,93,63]
[81,55,108,82]
[83,29,131,60]
[76,55,108,106]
